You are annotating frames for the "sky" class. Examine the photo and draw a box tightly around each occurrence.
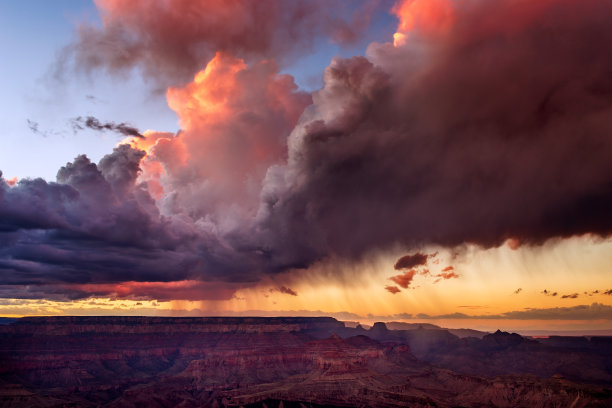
[0,0,611,334]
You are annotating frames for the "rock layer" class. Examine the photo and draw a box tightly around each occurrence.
[0,317,611,407]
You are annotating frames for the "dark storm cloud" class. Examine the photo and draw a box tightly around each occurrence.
[0,145,254,299]
[71,116,144,138]
[254,0,612,269]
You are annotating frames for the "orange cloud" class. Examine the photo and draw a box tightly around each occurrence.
[506,238,521,250]
[126,52,310,220]
[166,52,246,131]
[390,269,416,289]
[392,0,455,46]
[433,270,459,283]
[120,130,183,200]
[385,285,401,294]
[71,280,241,301]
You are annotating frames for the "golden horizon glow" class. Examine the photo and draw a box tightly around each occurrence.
[2,236,611,332]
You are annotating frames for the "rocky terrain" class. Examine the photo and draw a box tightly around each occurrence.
[0,316,611,407]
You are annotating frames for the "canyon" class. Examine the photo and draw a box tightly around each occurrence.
[0,317,611,407]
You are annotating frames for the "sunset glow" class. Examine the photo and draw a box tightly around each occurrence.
[392,0,455,46]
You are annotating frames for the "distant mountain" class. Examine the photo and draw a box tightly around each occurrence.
[385,321,489,339]
[448,328,489,339]
[385,321,442,330]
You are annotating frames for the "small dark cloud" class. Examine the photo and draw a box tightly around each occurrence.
[541,289,558,297]
[388,261,457,290]
[26,119,67,138]
[561,293,579,299]
[604,289,612,295]
[26,119,62,138]
[514,288,522,294]
[71,116,144,139]
[27,119,42,136]
[385,285,401,294]
[270,285,298,296]
[394,252,430,270]
[85,94,106,104]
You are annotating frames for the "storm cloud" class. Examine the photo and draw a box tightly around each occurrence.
[0,145,264,300]
[255,0,612,268]
[3,0,612,301]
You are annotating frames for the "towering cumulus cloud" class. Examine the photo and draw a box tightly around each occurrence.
[3,0,612,301]
[128,52,310,226]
